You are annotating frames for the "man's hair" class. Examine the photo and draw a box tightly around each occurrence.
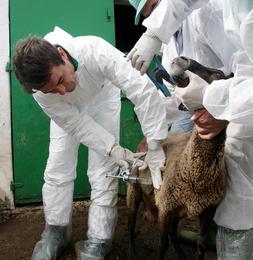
[13,36,65,94]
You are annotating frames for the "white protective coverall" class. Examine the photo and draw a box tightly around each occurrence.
[33,27,174,246]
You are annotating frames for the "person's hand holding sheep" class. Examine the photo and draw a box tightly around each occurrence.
[192,109,228,140]
[174,70,209,111]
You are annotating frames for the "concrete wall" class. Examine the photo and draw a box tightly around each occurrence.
[0,0,14,209]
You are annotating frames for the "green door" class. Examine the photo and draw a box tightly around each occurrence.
[10,0,116,204]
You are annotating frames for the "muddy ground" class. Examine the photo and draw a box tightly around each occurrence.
[0,197,217,260]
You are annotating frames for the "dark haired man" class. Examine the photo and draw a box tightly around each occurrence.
[13,26,179,259]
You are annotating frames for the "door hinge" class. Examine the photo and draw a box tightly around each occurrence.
[6,62,13,72]
[10,182,24,191]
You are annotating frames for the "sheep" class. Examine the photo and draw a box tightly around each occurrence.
[127,56,232,260]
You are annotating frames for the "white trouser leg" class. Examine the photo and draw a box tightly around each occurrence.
[86,87,121,241]
[87,153,119,240]
[43,120,79,226]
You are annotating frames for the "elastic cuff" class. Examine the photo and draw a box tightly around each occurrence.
[144,29,156,38]
[147,139,161,150]
[104,136,117,157]
[146,128,169,145]
[107,143,118,157]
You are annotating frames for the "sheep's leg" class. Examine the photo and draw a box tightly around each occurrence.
[196,206,215,260]
[142,194,158,222]
[127,183,142,260]
[158,213,170,260]
[170,216,189,260]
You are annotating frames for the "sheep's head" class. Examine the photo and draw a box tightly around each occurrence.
[169,56,233,111]
[169,56,233,88]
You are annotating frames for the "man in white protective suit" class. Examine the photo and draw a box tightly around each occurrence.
[13,26,180,260]
[128,0,253,259]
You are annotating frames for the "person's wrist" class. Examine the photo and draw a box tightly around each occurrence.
[148,140,162,150]
[109,143,119,157]
[144,29,158,39]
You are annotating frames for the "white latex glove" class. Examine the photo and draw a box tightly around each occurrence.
[139,140,165,189]
[109,144,145,169]
[127,30,162,75]
[174,70,209,111]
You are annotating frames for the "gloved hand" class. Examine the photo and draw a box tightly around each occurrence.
[174,70,209,111]
[109,144,145,168]
[127,30,162,75]
[139,140,165,189]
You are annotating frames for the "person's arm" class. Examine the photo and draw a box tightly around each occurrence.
[33,93,116,156]
[143,0,208,44]
[85,37,182,189]
[204,75,253,124]
[88,37,179,143]
[33,92,146,168]
[127,0,208,74]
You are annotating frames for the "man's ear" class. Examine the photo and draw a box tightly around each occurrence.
[56,47,68,60]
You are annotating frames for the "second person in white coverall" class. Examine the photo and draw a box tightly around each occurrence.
[13,27,179,260]
[127,0,253,124]
[128,0,253,259]
[129,0,235,134]
[129,0,194,134]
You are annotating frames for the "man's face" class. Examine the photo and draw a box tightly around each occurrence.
[141,0,160,17]
[39,48,77,95]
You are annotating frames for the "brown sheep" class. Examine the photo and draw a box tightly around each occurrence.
[127,57,232,260]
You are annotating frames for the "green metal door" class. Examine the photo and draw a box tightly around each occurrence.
[10,0,144,204]
[10,0,116,204]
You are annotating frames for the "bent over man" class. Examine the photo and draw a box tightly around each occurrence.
[13,27,179,259]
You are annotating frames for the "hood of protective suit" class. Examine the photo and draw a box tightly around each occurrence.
[44,26,79,61]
